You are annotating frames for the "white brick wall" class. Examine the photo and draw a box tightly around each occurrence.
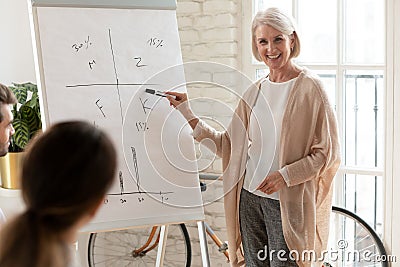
[176,0,242,266]
[177,0,240,66]
[203,1,237,13]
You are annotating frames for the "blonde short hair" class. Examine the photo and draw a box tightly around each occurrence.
[251,7,300,62]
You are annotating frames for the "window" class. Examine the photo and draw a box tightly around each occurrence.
[245,0,386,238]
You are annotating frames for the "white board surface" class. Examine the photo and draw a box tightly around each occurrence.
[31,5,204,232]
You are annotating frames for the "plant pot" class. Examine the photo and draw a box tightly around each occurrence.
[0,152,25,189]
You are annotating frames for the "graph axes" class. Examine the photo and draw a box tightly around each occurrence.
[106,146,174,197]
[107,191,173,196]
[66,83,158,88]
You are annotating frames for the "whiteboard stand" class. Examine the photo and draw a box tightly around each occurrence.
[155,222,210,267]
[155,225,168,267]
[197,221,211,267]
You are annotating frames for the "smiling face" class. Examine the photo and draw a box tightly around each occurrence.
[0,104,15,156]
[255,24,294,74]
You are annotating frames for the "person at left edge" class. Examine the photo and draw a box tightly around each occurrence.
[0,83,17,226]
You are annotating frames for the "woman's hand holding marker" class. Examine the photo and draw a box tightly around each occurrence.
[165,91,199,129]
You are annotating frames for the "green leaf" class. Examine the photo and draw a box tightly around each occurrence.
[12,118,30,149]
[19,105,41,133]
[24,93,38,109]
[12,82,37,93]
[8,82,42,151]
[9,136,23,152]
[9,85,28,104]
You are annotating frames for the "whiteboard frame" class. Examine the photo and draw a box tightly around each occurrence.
[81,212,205,233]
[28,4,49,130]
[31,0,176,10]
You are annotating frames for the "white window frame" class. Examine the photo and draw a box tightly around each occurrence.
[242,0,399,256]
[385,0,400,259]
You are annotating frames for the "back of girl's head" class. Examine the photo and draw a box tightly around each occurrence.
[0,121,116,267]
[22,121,116,227]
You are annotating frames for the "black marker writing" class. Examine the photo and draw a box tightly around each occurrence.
[147,37,164,48]
[95,99,106,117]
[135,122,148,132]
[108,29,124,125]
[134,57,147,67]
[139,97,152,114]
[119,171,124,195]
[84,36,92,49]
[89,59,96,69]
[160,191,169,204]
[131,147,140,192]
[72,35,92,52]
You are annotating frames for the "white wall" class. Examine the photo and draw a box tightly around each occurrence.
[176,0,241,265]
[0,0,36,85]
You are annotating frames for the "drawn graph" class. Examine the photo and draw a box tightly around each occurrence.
[66,29,157,124]
[66,28,174,203]
[106,146,173,202]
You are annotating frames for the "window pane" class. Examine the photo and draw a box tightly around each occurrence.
[344,0,384,64]
[254,0,292,15]
[343,174,383,237]
[297,0,337,64]
[344,70,384,168]
[315,70,336,109]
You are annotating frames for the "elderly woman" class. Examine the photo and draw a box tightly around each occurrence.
[167,7,340,267]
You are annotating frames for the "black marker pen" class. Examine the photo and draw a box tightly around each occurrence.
[145,88,176,99]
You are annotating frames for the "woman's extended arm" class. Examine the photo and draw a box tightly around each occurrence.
[165,91,236,159]
[165,92,199,130]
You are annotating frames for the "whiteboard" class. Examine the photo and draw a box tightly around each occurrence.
[30,1,204,232]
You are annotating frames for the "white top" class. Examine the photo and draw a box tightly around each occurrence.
[243,77,297,199]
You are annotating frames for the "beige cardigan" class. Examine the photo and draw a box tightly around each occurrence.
[193,69,341,267]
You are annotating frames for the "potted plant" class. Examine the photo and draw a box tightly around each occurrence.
[8,82,42,152]
[0,82,42,189]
